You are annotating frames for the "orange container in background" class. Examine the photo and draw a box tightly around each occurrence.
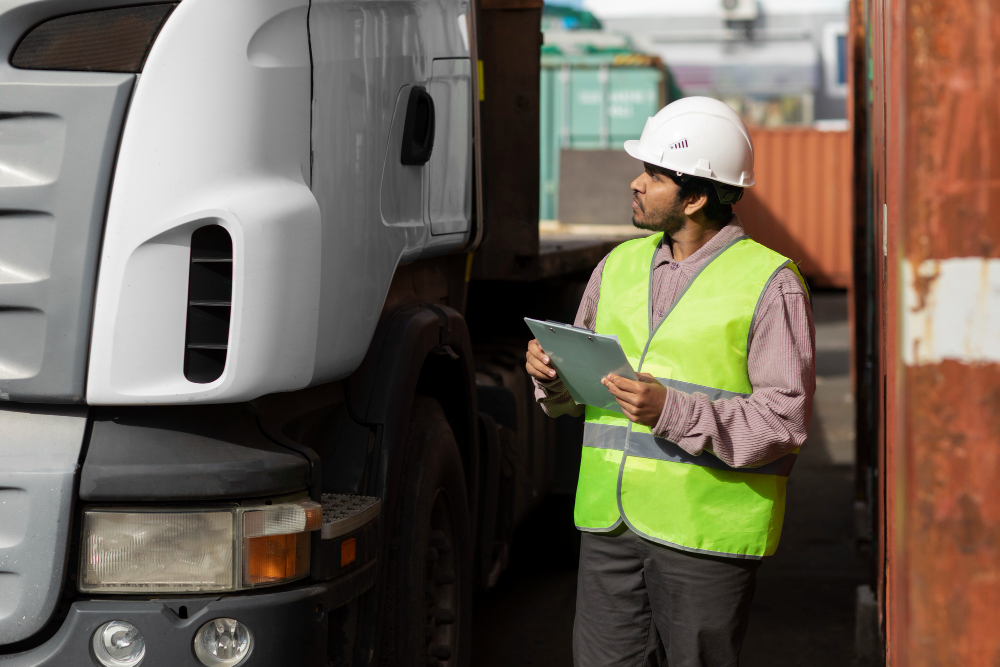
[737,127,853,289]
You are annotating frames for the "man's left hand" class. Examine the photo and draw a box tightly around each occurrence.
[602,373,667,428]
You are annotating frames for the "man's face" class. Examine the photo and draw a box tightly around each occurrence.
[629,164,687,235]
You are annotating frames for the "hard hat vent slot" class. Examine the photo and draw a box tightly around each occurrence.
[669,139,689,150]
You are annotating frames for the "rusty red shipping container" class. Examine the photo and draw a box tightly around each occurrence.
[736,128,853,289]
[852,0,1000,664]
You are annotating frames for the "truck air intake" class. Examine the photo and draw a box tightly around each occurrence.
[184,225,234,384]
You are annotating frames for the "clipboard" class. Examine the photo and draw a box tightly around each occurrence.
[525,318,637,414]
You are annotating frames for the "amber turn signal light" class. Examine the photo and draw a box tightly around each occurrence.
[341,538,357,567]
[241,499,322,588]
[244,532,310,586]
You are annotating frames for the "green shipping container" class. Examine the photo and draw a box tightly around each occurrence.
[539,54,680,221]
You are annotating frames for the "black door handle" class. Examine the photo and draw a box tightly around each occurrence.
[400,86,436,165]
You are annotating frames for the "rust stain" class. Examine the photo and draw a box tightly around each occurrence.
[904,0,1000,263]
[861,0,1000,664]
[904,362,1000,666]
[908,258,940,312]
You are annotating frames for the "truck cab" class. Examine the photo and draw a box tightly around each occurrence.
[0,0,606,664]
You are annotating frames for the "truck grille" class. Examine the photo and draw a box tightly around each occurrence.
[0,405,87,645]
[0,65,134,401]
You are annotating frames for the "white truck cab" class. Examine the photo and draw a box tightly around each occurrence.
[0,0,592,664]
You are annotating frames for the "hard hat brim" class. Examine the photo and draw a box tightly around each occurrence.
[623,139,755,188]
[624,138,703,180]
[623,140,655,165]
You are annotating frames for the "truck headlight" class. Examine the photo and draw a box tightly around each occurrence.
[81,510,234,593]
[80,499,321,593]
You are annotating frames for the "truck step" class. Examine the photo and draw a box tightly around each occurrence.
[320,493,381,540]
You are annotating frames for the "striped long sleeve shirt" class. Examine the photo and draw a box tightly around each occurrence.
[533,217,816,468]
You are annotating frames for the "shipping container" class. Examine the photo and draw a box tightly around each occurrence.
[539,53,676,221]
[851,0,1000,664]
[736,127,853,289]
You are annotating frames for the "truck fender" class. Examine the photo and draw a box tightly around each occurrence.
[339,303,480,665]
[347,303,480,529]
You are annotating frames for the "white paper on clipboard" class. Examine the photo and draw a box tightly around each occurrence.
[525,318,637,414]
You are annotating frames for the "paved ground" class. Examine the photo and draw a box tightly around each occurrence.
[472,292,867,666]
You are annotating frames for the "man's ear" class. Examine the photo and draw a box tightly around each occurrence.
[684,192,709,217]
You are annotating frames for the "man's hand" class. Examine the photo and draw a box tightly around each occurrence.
[603,373,667,428]
[526,339,559,381]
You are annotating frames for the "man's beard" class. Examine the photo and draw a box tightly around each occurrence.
[632,195,686,236]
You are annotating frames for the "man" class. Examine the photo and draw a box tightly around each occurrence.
[526,97,815,667]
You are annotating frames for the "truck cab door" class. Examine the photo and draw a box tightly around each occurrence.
[425,57,472,236]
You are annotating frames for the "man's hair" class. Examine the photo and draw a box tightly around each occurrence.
[660,168,740,225]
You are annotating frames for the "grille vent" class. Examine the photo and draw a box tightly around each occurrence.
[669,139,689,150]
[184,225,233,384]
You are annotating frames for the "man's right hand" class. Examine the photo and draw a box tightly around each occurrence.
[526,338,559,382]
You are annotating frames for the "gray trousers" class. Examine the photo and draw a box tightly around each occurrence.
[573,527,760,667]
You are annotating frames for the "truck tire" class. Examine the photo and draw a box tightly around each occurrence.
[393,397,472,667]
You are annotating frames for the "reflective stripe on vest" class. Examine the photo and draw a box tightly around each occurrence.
[573,232,809,558]
[583,422,798,477]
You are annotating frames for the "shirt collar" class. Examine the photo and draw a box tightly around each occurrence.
[656,215,747,269]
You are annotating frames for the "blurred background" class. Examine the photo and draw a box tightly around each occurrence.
[537,0,851,289]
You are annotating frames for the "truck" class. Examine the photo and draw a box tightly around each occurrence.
[0,0,624,665]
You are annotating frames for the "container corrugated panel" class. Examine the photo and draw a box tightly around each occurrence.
[736,128,852,289]
[854,0,1000,664]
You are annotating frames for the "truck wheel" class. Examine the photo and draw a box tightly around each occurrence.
[395,397,472,667]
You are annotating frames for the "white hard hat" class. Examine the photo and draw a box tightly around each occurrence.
[624,96,755,189]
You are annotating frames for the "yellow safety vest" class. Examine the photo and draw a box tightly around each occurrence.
[575,232,807,558]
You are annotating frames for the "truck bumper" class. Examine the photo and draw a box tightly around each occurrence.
[1,559,375,667]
